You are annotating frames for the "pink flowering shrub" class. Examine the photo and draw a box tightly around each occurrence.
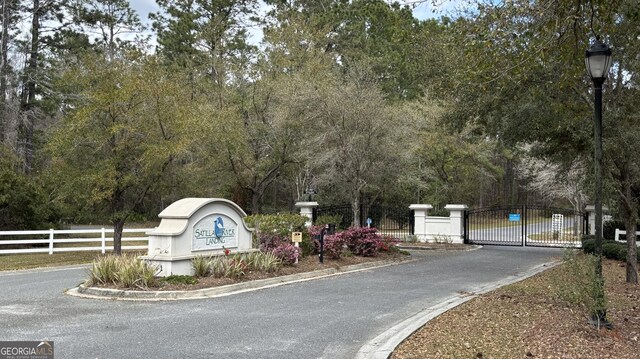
[322,234,346,259]
[307,225,325,237]
[272,243,300,265]
[377,235,398,252]
[339,227,383,257]
[258,233,286,252]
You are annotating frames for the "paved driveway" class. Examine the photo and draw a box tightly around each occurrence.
[1,246,562,358]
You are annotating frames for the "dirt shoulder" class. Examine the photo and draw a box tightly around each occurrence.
[392,258,640,358]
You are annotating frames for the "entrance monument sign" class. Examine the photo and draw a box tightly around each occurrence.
[142,198,254,276]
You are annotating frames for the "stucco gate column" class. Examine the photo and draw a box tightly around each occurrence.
[295,201,319,227]
[445,204,468,244]
[409,204,433,242]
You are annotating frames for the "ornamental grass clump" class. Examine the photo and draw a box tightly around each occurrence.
[224,255,248,278]
[87,255,119,285]
[207,252,281,277]
[253,252,281,273]
[192,255,212,277]
[86,254,159,289]
[210,256,227,277]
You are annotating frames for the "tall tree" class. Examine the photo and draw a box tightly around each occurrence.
[152,0,257,103]
[442,0,640,282]
[70,0,145,58]
[0,0,18,142]
[48,52,200,254]
[305,65,403,225]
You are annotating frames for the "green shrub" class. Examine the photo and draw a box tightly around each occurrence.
[581,238,640,261]
[0,152,59,230]
[555,250,607,327]
[244,213,308,236]
[314,214,343,229]
[299,235,316,256]
[581,237,596,254]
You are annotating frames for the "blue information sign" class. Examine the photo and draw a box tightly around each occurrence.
[508,213,521,222]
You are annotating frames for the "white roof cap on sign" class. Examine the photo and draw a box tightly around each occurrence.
[158,198,248,219]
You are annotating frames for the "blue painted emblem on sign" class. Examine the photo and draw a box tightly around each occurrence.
[509,214,521,222]
[214,217,224,238]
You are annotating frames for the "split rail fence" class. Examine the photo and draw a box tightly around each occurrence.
[0,228,152,255]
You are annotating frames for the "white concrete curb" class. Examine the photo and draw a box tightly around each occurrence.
[355,260,560,359]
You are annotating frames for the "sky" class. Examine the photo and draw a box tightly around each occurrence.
[128,0,464,21]
[127,0,466,47]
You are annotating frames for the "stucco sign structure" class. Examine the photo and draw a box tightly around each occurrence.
[142,198,254,276]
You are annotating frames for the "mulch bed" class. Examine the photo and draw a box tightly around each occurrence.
[98,252,409,291]
[392,258,640,358]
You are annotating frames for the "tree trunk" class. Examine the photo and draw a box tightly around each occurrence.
[352,195,361,228]
[250,190,261,215]
[19,0,40,174]
[616,158,639,284]
[113,219,125,256]
[624,213,638,284]
[0,0,14,142]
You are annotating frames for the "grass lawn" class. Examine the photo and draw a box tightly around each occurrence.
[392,255,640,358]
[0,250,146,271]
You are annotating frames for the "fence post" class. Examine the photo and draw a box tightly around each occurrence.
[101,228,106,254]
[409,204,433,242]
[295,201,319,227]
[49,229,54,255]
[445,204,468,244]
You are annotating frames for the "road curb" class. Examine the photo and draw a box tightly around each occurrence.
[66,257,417,301]
[355,260,561,359]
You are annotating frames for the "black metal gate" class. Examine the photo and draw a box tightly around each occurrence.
[464,205,588,247]
[314,204,413,239]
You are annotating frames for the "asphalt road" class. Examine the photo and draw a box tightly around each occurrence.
[1,246,562,359]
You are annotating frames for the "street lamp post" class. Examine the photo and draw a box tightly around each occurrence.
[585,41,612,325]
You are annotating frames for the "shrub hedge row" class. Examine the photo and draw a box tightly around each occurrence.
[581,237,640,261]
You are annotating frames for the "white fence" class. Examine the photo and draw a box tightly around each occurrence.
[0,228,152,255]
[614,228,640,246]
